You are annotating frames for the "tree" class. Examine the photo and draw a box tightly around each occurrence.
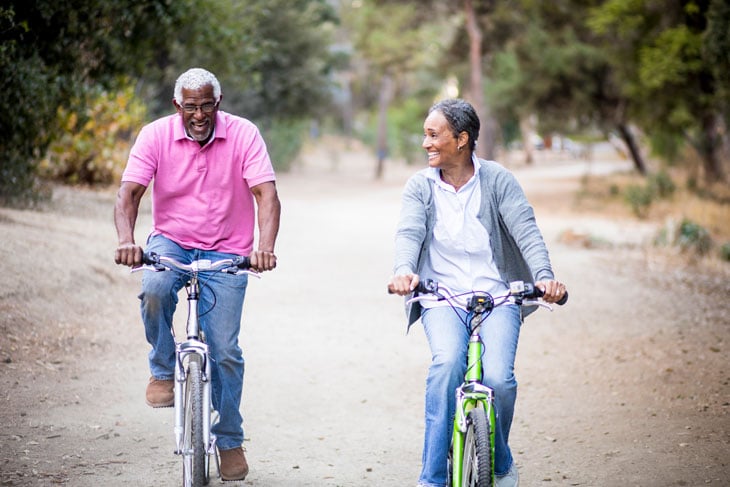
[0,0,188,205]
[589,0,729,183]
[342,0,452,179]
[479,0,649,173]
[1,0,337,204]
[159,0,338,171]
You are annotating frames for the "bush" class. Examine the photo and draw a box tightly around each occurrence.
[623,170,676,218]
[260,119,307,173]
[648,170,676,198]
[718,242,730,262]
[624,184,653,218]
[0,48,59,207]
[677,219,712,256]
[39,83,147,185]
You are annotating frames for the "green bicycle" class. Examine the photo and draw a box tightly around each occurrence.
[407,279,566,487]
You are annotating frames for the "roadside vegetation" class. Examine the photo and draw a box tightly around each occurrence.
[2,0,728,265]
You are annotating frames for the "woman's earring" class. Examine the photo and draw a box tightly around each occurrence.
[458,145,463,152]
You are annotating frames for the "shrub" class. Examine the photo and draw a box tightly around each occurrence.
[677,219,712,255]
[624,184,653,218]
[39,83,146,185]
[260,119,307,173]
[719,242,730,262]
[648,170,676,198]
[623,171,676,218]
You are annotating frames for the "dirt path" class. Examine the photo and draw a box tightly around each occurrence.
[1,141,728,486]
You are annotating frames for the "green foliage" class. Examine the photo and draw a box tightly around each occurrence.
[1,0,335,203]
[140,0,337,170]
[486,1,615,138]
[387,98,430,164]
[0,35,58,205]
[677,219,712,255]
[340,0,448,169]
[587,0,729,182]
[39,83,147,185]
[155,0,336,122]
[704,0,730,107]
[259,119,308,173]
[623,170,676,217]
[719,242,730,262]
[0,0,187,206]
[355,96,433,165]
[624,184,653,218]
[344,0,444,75]
[648,131,685,164]
[648,170,676,199]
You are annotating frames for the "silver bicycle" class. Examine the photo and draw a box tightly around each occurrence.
[135,251,258,487]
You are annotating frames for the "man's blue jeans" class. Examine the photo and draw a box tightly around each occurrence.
[140,234,249,450]
[418,304,521,487]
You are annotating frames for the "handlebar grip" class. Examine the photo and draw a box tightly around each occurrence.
[387,278,437,295]
[525,283,568,305]
[233,256,251,269]
[142,251,159,265]
[415,279,438,294]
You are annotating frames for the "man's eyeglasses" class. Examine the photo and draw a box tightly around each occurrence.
[181,102,218,114]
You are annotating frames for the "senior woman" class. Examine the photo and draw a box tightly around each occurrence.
[388,98,567,487]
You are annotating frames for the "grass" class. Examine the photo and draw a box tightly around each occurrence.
[576,168,730,260]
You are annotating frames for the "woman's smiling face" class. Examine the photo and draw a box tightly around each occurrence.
[422,110,461,169]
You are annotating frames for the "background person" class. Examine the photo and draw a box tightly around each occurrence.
[388,98,566,487]
[114,67,281,482]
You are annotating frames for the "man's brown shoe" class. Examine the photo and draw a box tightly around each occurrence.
[219,446,249,481]
[145,377,174,408]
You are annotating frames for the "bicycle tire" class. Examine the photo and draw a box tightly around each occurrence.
[461,407,493,487]
[183,354,207,487]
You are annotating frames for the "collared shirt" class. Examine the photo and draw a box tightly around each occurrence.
[420,155,508,309]
[122,111,275,254]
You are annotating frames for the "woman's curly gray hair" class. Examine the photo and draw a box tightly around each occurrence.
[174,68,222,103]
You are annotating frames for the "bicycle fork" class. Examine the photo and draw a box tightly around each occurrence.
[173,343,213,455]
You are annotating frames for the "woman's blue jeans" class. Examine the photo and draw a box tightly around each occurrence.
[418,304,521,487]
[140,234,249,450]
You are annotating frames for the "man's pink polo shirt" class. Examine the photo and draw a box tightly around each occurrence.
[122,111,275,255]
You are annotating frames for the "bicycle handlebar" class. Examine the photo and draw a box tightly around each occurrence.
[136,251,256,276]
[407,279,567,310]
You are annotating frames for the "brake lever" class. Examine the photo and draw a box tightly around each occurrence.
[522,299,553,311]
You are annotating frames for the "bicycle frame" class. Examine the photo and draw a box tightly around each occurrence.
[173,274,214,464]
[450,303,496,487]
[135,252,256,487]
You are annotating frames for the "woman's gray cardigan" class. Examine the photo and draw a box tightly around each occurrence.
[393,159,555,329]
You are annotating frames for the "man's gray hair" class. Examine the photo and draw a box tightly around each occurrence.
[174,68,222,103]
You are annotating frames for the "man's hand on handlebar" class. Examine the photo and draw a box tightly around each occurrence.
[387,273,420,296]
[535,279,568,304]
[249,250,277,273]
[115,243,143,267]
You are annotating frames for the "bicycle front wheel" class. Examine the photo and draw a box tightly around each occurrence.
[182,354,208,487]
[461,407,493,487]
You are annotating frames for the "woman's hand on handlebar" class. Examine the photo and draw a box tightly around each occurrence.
[535,279,567,304]
[387,273,420,296]
[115,243,143,267]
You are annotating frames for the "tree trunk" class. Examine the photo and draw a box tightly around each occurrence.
[519,115,534,165]
[698,113,727,184]
[375,73,393,180]
[464,0,497,160]
[617,123,647,175]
